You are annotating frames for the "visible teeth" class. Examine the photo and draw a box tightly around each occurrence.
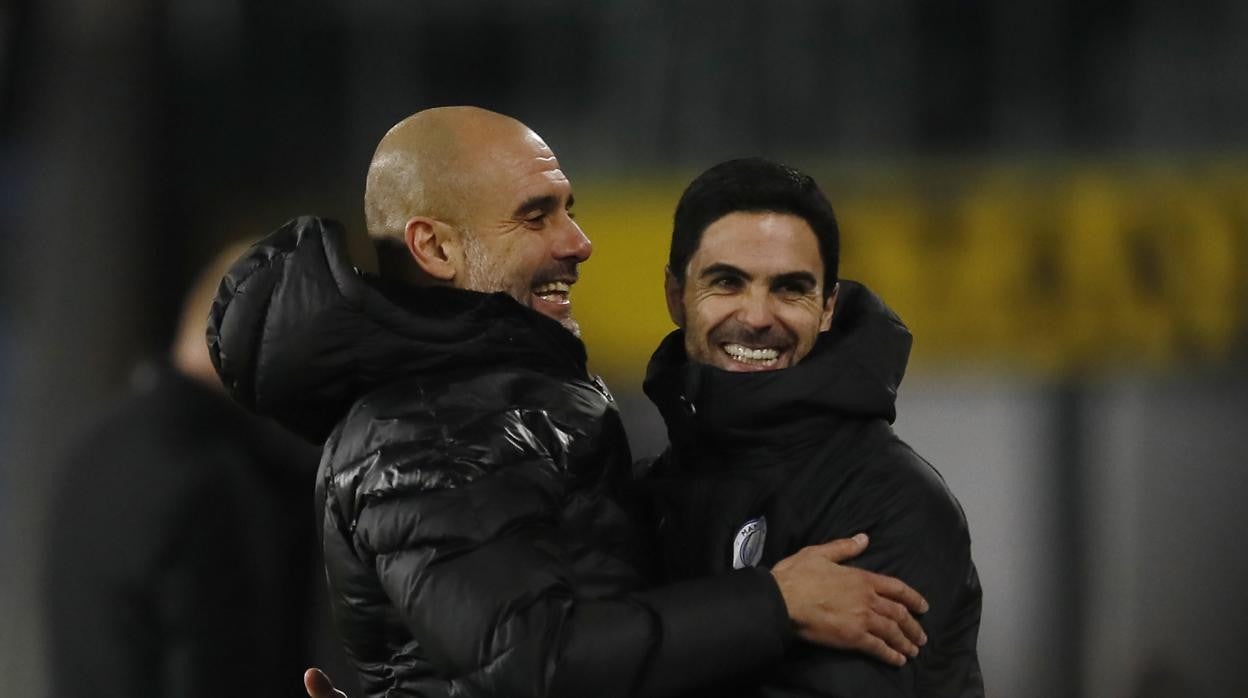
[723,343,779,364]
[533,281,571,295]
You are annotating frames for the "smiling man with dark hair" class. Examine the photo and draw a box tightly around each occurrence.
[645,157,984,697]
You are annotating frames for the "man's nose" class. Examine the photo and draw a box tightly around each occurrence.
[736,288,776,330]
[553,218,592,263]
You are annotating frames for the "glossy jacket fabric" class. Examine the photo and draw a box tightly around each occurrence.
[644,282,984,698]
[207,217,792,698]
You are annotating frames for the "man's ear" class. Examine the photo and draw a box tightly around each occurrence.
[403,217,457,282]
[820,282,839,332]
[664,266,686,327]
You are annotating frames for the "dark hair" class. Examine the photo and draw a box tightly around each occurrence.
[669,157,840,297]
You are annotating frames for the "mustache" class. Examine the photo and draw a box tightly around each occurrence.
[533,261,581,285]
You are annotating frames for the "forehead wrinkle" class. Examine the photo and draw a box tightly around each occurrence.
[504,169,572,220]
[476,144,568,205]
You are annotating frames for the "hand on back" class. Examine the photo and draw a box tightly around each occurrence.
[771,533,929,666]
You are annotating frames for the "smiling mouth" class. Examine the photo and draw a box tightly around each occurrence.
[532,280,572,306]
[721,342,781,368]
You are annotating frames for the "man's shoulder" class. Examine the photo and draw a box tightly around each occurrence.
[323,373,505,486]
[881,432,962,497]
[810,422,970,543]
[341,364,601,426]
[321,365,610,503]
[877,434,970,532]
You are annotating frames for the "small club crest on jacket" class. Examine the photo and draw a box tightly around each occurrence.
[732,516,767,569]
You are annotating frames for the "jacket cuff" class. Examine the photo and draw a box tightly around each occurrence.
[635,567,791,696]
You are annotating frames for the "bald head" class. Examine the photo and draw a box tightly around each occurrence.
[361,106,590,333]
[364,106,537,243]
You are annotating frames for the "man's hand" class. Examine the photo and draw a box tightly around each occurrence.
[304,668,348,698]
[771,533,929,667]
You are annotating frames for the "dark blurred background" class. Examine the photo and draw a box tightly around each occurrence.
[2,1,1246,696]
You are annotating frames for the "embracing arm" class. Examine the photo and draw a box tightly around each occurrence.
[355,468,789,698]
[342,465,929,698]
[309,529,926,698]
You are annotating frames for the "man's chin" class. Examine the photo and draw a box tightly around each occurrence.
[541,309,580,337]
[529,295,579,334]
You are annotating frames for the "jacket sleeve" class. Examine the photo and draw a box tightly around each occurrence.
[846,449,984,698]
[348,453,792,698]
[756,447,984,698]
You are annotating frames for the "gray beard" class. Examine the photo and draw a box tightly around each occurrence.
[460,232,581,337]
[460,232,513,296]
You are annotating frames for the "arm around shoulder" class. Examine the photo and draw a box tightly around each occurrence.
[354,469,792,698]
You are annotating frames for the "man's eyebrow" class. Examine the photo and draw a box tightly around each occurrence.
[514,193,574,218]
[513,194,559,217]
[773,271,818,287]
[699,263,751,280]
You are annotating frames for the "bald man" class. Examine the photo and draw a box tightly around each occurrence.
[363,107,589,337]
[208,107,928,698]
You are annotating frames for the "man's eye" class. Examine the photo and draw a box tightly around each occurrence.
[566,209,576,220]
[712,276,741,289]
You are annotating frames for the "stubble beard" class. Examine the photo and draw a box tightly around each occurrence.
[460,232,515,298]
[460,232,581,337]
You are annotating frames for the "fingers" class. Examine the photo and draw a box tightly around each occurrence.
[304,668,346,698]
[870,571,929,614]
[797,620,908,667]
[814,533,870,563]
[889,599,928,648]
[857,633,908,668]
[867,612,920,661]
[873,596,925,647]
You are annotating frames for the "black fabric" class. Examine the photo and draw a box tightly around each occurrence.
[209,216,791,698]
[644,281,985,698]
[44,363,350,698]
[207,216,588,445]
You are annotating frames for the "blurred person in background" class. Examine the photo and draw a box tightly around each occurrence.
[643,158,983,696]
[210,106,930,698]
[44,243,356,698]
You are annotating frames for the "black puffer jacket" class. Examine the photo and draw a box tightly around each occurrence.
[208,217,792,698]
[644,282,984,698]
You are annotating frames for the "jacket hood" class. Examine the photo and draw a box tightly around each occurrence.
[643,280,912,453]
[207,216,589,443]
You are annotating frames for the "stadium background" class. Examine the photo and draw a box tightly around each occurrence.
[2,2,1246,696]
